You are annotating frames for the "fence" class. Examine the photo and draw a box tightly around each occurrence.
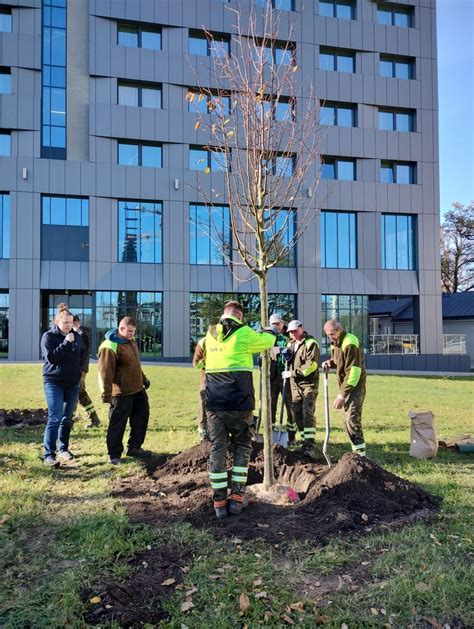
[369,334,419,355]
[442,334,467,355]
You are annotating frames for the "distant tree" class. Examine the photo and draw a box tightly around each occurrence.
[441,201,474,293]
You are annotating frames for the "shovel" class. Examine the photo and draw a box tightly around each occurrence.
[322,366,332,468]
[253,364,263,442]
[272,363,289,447]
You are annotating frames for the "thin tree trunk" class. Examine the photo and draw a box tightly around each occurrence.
[259,274,274,489]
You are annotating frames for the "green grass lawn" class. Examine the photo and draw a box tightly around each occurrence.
[0,364,473,628]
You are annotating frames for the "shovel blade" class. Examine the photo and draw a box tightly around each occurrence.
[272,430,289,448]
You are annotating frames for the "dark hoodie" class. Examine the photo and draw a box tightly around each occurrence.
[41,325,85,388]
[97,328,145,399]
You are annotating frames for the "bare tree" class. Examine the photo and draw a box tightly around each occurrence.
[188,3,322,488]
[441,201,474,293]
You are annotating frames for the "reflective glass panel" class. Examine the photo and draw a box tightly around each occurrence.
[275,0,294,10]
[0,194,10,259]
[0,10,12,32]
[337,106,355,127]
[211,150,227,172]
[142,87,161,108]
[118,25,138,47]
[0,73,11,94]
[189,148,208,170]
[275,46,293,66]
[141,144,162,168]
[320,52,335,71]
[335,1,353,20]
[141,29,161,50]
[337,160,355,180]
[321,161,335,179]
[396,111,413,132]
[382,214,397,268]
[395,60,412,79]
[66,198,81,226]
[50,196,66,225]
[337,53,354,73]
[379,58,393,77]
[189,35,208,56]
[188,92,208,114]
[50,126,65,147]
[379,110,394,130]
[118,84,139,106]
[274,156,293,177]
[275,100,293,121]
[377,8,392,25]
[0,133,11,156]
[50,28,66,65]
[210,38,229,57]
[320,105,336,125]
[394,10,411,28]
[50,87,66,126]
[118,143,139,166]
[396,163,414,184]
[380,163,394,183]
[319,1,334,17]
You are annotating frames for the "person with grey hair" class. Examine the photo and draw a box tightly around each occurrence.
[322,319,367,456]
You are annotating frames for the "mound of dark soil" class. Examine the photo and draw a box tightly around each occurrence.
[0,408,48,428]
[113,442,440,545]
[82,545,191,627]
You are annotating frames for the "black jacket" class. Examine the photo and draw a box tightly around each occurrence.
[75,325,91,372]
[41,326,85,388]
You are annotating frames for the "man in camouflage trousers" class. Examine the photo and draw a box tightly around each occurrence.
[322,319,366,456]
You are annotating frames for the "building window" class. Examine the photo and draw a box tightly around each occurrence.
[0,194,9,259]
[380,161,416,184]
[265,209,296,267]
[261,154,295,177]
[320,102,356,127]
[118,81,162,109]
[41,0,67,159]
[0,132,11,156]
[189,145,228,172]
[0,69,11,94]
[188,30,230,57]
[41,196,89,262]
[187,89,231,116]
[0,9,12,32]
[378,108,415,132]
[118,142,163,167]
[321,295,368,353]
[96,291,162,358]
[0,291,8,358]
[320,48,355,73]
[320,211,357,268]
[258,96,296,122]
[190,292,296,352]
[190,204,230,265]
[256,41,296,66]
[319,0,355,19]
[255,0,295,11]
[42,291,93,336]
[117,23,161,50]
[321,157,356,181]
[118,201,162,264]
[380,55,414,79]
[377,3,413,28]
[381,214,416,270]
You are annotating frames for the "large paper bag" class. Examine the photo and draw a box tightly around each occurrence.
[409,410,438,459]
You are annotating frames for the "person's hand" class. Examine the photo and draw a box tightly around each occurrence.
[270,346,281,359]
[101,393,111,404]
[281,370,292,379]
[65,333,75,343]
[321,360,332,371]
[143,376,151,390]
[333,395,344,409]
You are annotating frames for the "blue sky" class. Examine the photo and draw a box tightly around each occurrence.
[437,0,474,215]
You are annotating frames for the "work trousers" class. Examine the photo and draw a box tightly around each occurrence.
[343,384,365,447]
[74,371,99,421]
[270,372,293,427]
[289,380,317,445]
[207,409,255,503]
[197,388,208,434]
[107,390,149,458]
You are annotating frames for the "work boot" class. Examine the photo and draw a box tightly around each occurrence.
[287,431,297,449]
[58,450,75,461]
[126,447,152,458]
[213,499,228,520]
[43,455,60,468]
[228,493,249,515]
[85,413,101,429]
[301,443,317,461]
[109,457,122,465]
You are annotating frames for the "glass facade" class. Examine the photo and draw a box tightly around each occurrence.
[0,69,11,94]
[322,157,356,180]
[41,196,89,262]
[319,0,354,19]
[320,48,355,72]
[320,211,357,268]
[320,102,356,127]
[380,55,414,79]
[117,23,161,50]
[377,4,412,27]
[187,90,231,116]
[379,108,414,132]
[0,292,8,358]
[265,209,296,267]
[118,201,162,264]
[188,31,230,57]
[0,194,10,259]
[41,0,67,159]
[42,291,93,332]
[321,294,368,354]
[0,132,11,156]
[0,9,12,32]
[190,292,297,352]
[381,214,416,270]
[256,42,296,66]
[190,204,230,265]
[118,142,162,167]
[380,161,416,184]
[118,82,162,109]
[255,0,295,10]
[189,146,227,172]
[96,291,162,358]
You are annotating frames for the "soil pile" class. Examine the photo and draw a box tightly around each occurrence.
[0,408,48,428]
[113,443,440,545]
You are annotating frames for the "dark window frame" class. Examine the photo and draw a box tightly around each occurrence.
[117,141,163,168]
[189,203,231,266]
[117,80,163,108]
[320,210,357,269]
[378,107,415,132]
[188,30,230,58]
[320,101,357,127]
[189,145,229,172]
[379,54,414,79]
[381,213,417,270]
[319,47,356,73]
[319,0,355,19]
[117,22,162,50]
[321,156,357,181]
[377,3,413,27]
[380,160,416,184]
[118,200,163,264]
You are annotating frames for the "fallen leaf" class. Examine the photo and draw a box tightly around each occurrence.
[208,574,220,580]
[194,121,201,131]
[105,604,113,609]
[378,580,388,589]
[415,582,431,592]
[361,513,369,522]
[181,566,190,573]
[185,587,198,596]
[89,596,101,604]
[161,578,176,586]
[290,601,305,611]
[281,614,295,625]
[0,515,11,525]
[371,608,379,615]
[314,581,321,587]
[181,600,194,612]
[204,166,211,174]
[341,624,349,629]
[421,618,443,629]
[316,615,327,625]
[361,561,371,566]
[222,563,233,570]
[255,591,268,599]
[381,608,387,615]
[257,523,269,528]
[232,538,242,545]
[239,591,250,613]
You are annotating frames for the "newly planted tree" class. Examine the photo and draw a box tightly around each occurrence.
[188,4,322,488]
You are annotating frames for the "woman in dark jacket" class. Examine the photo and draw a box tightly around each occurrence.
[41,304,84,467]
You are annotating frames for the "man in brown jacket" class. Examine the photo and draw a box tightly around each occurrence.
[98,316,151,464]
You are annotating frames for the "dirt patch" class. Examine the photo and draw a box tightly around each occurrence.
[81,545,192,627]
[113,442,440,545]
[0,408,48,428]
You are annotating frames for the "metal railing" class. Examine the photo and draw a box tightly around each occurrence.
[369,334,419,355]
[442,334,467,355]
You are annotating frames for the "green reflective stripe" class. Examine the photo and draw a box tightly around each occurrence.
[99,340,118,353]
[231,475,247,483]
[205,367,253,373]
[209,472,228,480]
[341,332,360,350]
[287,422,297,431]
[232,466,247,474]
[304,429,316,438]
[211,481,229,489]
[84,403,94,411]
[352,443,366,452]
[302,361,317,377]
[347,366,361,387]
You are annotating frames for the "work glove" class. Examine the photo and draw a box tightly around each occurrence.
[270,346,281,359]
[281,347,294,362]
[281,370,292,380]
[143,376,151,390]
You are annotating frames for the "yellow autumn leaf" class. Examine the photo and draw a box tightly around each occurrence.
[198,93,205,101]
[239,591,250,613]
[185,91,195,102]
[226,130,234,138]
[204,166,211,174]
[89,596,101,604]
[194,121,201,131]
[161,578,176,586]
